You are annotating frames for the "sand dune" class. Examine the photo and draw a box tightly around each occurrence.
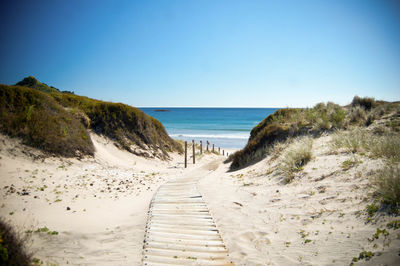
[1,132,399,265]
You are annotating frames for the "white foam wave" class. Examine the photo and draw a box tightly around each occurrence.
[170,133,249,140]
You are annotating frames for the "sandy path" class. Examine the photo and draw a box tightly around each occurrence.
[142,162,233,265]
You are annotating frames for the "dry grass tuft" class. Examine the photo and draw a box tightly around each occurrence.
[330,129,400,162]
[351,96,376,110]
[278,136,313,183]
[373,165,400,208]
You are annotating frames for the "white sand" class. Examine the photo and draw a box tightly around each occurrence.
[0,133,222,265]
[199,135,400,265]
[1,133,399,265]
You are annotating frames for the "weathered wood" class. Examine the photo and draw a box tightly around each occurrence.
[218,147,220,154]
[184,141,187,168]
[212,144,214,152]
[206,141,209,151]
[223,150,225,156]
[192,140,195,164]
[142,176,233,265]
[200,140,203,154]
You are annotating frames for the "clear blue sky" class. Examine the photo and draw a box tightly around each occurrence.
[0,0,399,107]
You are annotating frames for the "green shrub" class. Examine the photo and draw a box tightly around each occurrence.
[51,92,182,157]
[330,106,347,129]
[229,97,396,170]
[0,85,94,157]
[1,76,183,159]
[349,106,367,125]
[351,96,376,110]
[0,218,32,265]
[15,76,59,94]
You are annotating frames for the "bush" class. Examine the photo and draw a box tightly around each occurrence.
[330,106,347,129]
[352,96,376,110]
[1,77,183,159]
[230,98,397,170]
[278,136,313,183]
[51,92,183,158]
[0,218,32,265]
[349,106,367,125]
[373,165,400,208]
[0,85,94,157]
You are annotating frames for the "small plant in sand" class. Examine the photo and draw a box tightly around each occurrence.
[351,250,375,264]
[341,158,361,171]
[386,220,400,230]
[365,203,379,217]
[33,227,59,235]
[279,136,313,183]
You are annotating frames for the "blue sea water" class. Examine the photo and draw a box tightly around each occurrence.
[140,108,278,149]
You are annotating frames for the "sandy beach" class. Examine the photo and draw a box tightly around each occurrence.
[1,131,399,265]
[0,133,225,265]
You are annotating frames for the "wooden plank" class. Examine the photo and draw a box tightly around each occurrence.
[142,175,233,265]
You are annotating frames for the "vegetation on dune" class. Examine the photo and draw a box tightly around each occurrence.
[0,218,32,266]
[52,92,182,157]
[15,76,60,94]
[373,165,400,209]
[0,76,182,158]
[229,102,347,169]
[0,85,94,157]
[230,94,400,213]
[230,96,400,170]
[278,136,313,183]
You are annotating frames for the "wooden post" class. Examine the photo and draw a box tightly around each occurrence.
[200,140,202,154]
[192,140,195,164]
[227,152,229,157]
[223,150,225,156]
[206,141,209,151]
[218,147,220,154]
[184,141,187,168]
[212,144,214,152]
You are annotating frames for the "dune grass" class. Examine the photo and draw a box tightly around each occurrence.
[373,165,400,210]
[330,128,400,163]
[0,218,32,265]
[0,84,94,157]
[51,92,183,157]
[230,102,346,170]
[0,76,182,158]
[230,97,399,170]
[278,136,313,183]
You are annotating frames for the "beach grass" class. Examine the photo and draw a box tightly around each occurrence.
[0,218,32,265]
[0,76,182,158]
[230,96,400,170]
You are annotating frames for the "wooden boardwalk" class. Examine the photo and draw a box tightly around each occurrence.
[142,176,233,265]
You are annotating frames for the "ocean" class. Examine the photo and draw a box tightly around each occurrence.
[140,108,278,150]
